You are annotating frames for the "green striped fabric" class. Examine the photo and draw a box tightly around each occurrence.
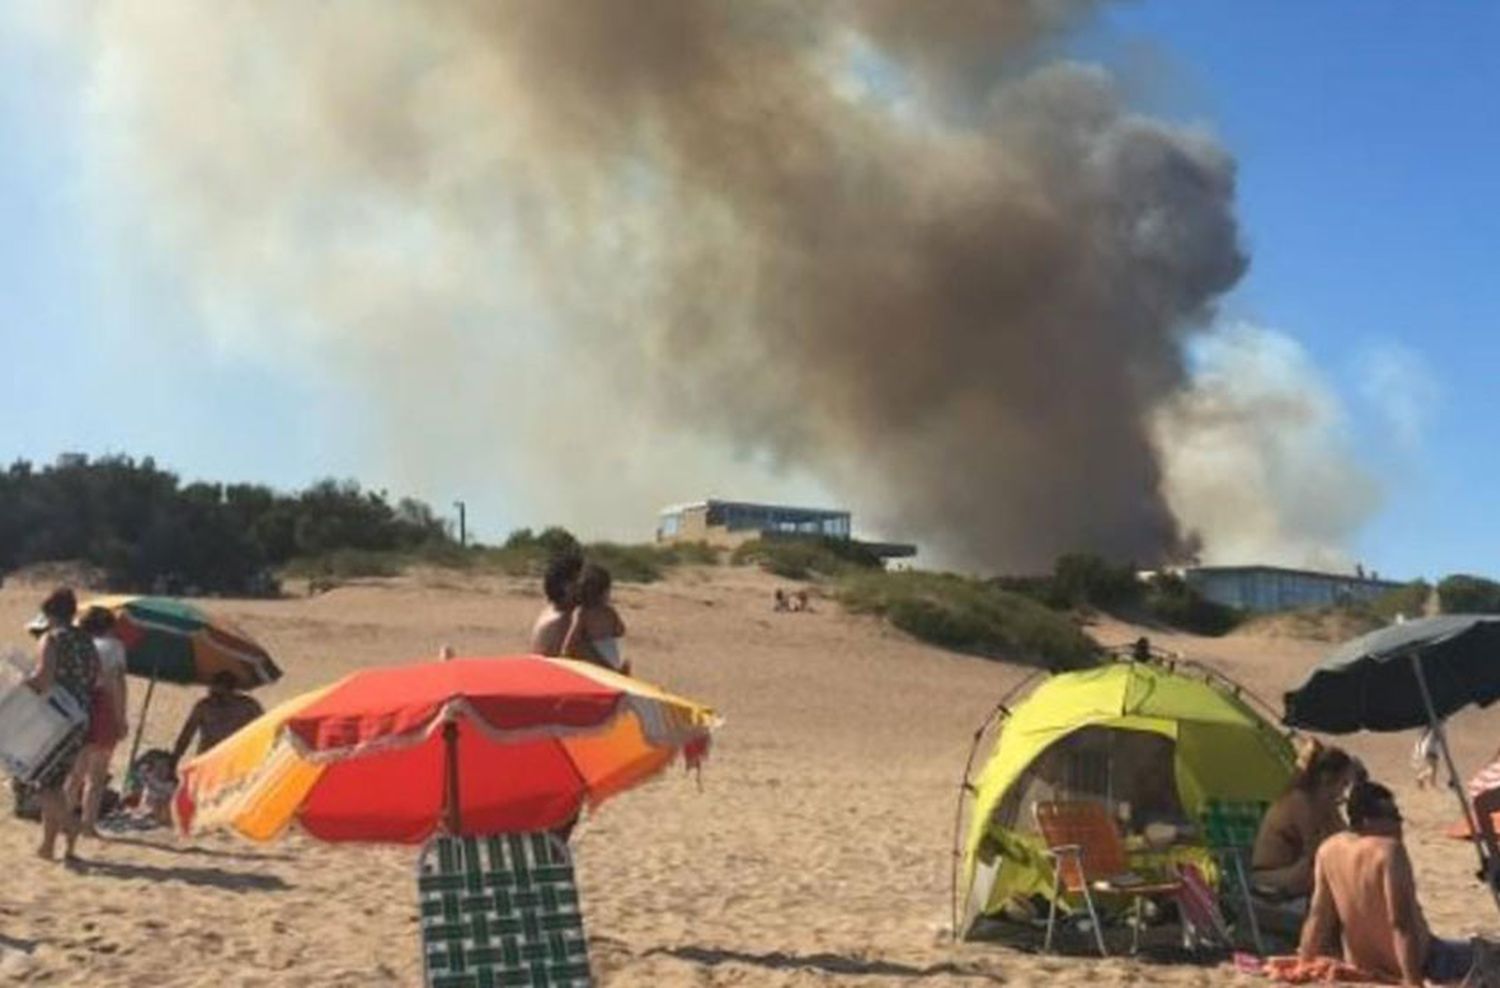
[419,833,592,988]
[1199,799,1268,850]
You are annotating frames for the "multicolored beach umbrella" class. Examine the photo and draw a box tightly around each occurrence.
[174,656,717,843]
[86,595,281,688]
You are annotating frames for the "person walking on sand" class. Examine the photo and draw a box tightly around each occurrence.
[1298,781,1491,985]
[530,552,583,657]
[561,563,628,675]
[66,606,129,838]
[1414,726,1441,790]
[24,588,99,862]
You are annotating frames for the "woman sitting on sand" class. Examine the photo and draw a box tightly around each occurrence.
[561,564,628,675]
[1252,743,1361,900]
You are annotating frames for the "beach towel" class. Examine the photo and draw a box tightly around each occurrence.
[418,832,592,988]
[1262,955,1394,984]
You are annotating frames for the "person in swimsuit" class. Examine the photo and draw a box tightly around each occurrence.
[24,588,99,862]
[1253,744,1360,899]
[530,552,584,657]
[171,672,264,763]
[561,564,628,675]
[66,606,129,838]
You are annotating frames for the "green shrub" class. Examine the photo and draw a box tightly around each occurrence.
[1141,573,1243,636]
[1438,574,1500,614]
[731,536,882,579]
[838,570,1098,669]
[660,540,720,565]
[1369,580,1432,622]
[580,542,667,584]
[1051,553,1144,610]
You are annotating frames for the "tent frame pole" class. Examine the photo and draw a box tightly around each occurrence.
[1410,652,1500,912]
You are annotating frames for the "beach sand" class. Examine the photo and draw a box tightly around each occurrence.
[1,568,1497,986]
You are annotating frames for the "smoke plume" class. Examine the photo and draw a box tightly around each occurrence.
[1154,325,1380,569]
[25,2,1376,568]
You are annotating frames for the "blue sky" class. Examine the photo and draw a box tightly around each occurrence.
[1,5,1497,578]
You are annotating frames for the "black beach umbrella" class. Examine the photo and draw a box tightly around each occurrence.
[1283,614,1500,733]
[1284,614,1500,902]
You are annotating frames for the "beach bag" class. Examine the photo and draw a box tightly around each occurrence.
[9,778,40,821]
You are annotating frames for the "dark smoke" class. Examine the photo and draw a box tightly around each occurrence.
[36,1,1257,569]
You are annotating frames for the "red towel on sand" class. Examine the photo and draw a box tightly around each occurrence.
[1263,955,1395,984]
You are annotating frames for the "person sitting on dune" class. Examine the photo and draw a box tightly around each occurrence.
[1254,744,1360,900]
[171,672,263,764]
[1299,781,1486,985]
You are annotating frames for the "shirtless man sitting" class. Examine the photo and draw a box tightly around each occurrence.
[1299,781,1477,986]
[171,672,264,764]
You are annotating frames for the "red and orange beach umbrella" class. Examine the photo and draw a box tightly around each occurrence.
[173,656,718,843]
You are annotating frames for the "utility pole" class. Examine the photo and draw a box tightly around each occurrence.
[453,500,467,547]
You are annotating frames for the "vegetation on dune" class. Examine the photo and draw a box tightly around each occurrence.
[838,570,1099,670]
[1219,579,1432,642]
[0,455,448,596]
[730,536,883,579]
[0,455,725,596]
[1437,574,1500,614]
[995,553,1244,637]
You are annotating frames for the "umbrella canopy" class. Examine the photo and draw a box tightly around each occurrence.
[173,656,718,843]
[1283,614,1500,733]
[87,595,281,688]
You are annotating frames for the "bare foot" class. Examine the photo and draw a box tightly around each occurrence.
[36,845,56,862]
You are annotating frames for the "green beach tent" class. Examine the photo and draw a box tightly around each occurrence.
[959,659,1296,932]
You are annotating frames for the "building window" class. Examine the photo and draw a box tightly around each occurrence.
[660,513,680,537]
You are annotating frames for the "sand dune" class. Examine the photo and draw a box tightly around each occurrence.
[1,569,1498,986]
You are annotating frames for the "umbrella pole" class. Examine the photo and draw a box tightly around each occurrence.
[443,721,461,835]
[125,667,159,773]
[1410,652,1500,909]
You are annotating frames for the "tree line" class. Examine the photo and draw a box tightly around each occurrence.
[0,455,451,595]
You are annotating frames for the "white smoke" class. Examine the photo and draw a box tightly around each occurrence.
[1154,323,1381,569]
[1357,341,1440,453]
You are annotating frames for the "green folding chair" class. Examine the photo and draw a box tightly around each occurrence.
[418,832,593,987]
[1198,799,1268,955]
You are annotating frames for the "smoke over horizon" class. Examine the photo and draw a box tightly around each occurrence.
[24,1,1382,571]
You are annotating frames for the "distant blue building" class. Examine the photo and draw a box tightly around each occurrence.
[1181,565,1405,614]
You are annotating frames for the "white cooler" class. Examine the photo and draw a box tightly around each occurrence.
[0,682,87,786]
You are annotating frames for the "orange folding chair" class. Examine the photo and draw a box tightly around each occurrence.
[1034,800,1183,955]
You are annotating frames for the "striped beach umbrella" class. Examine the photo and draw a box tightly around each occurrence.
[87,595,281,688]
[174,656,717,843]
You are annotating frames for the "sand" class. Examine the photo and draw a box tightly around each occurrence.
[1,567,1498,986]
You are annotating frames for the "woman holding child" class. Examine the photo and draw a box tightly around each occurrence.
[530,554,628,676]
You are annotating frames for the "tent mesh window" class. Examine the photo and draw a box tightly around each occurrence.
[993,726,1186,834]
